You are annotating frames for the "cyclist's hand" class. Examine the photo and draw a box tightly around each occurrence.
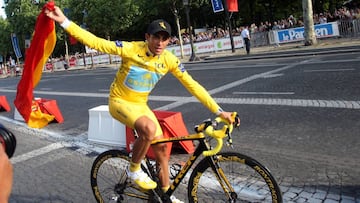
[218,112,239,125]
[45,6,67,24]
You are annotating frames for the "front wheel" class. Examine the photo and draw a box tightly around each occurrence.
[188,152,282,203]
[90,150,152,203]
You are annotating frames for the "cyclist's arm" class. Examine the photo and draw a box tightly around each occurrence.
[46,6,122,56]
[168,57,226,115]
[167,57,237,124]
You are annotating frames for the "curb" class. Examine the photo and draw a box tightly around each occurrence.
[203,45,360,62]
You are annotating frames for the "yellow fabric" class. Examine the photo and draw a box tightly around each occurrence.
[65,22,221,114]
[28,27,56,128]
[162,186,170,192]
[134,176,157,190]
[129,161,141,172]
[108,97,162,136]
[33,30,56,87]
[28,103,55,128]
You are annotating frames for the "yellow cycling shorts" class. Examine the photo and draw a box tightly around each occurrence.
[108,97,163,137]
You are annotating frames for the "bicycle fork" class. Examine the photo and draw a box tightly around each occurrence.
[208,156,238,202]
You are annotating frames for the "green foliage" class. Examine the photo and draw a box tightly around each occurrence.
[0,0,355,57]
[3,0,42,59]
[0,18,11,59]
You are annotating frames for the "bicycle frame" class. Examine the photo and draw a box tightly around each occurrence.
[148,132,235,199]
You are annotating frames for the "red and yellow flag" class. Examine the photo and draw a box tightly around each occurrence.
[14,1,56,128]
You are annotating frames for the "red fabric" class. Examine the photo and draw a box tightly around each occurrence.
[14,1,56,123]
[69,35,78,45]
[226,0,238,12]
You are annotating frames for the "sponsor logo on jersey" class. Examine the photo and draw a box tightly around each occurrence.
[178,63,186,72]
[125,66,163,92]
[115,40,123,47]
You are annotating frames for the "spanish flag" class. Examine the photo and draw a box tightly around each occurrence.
[14,1,56,128]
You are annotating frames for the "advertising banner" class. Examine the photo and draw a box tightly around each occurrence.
[166,36,244,57]
[276,22,340,43]
[11,33,22,58]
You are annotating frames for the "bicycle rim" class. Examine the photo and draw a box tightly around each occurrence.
[90,150,151,203]
[188,152,282,203]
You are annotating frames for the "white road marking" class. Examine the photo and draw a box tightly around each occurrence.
[39,88,53,91]
[157,59,311,111]
[11,142,65,164]
[304,68,355,72]
[262,73,284,78]
[233,92,294,95]
[214,98,360,109]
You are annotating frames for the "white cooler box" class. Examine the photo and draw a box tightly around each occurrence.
[88,105,126,147]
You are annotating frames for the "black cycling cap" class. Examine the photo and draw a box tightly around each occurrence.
[147,19,171,36]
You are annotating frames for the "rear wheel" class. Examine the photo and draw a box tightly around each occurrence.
[90,150,152,203]
[188,152,282,203]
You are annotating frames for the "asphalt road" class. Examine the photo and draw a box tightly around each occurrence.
[0,47,360,202]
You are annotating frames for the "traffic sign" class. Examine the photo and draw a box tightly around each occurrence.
[211,0,224,13]
[11,33,22,58]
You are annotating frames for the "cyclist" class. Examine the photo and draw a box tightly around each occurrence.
[46,6,237,202]
[0,144,13,202]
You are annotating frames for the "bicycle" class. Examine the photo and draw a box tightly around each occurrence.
[90,112,282,202]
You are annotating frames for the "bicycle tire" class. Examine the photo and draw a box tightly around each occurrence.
[90,150,153,203]
[188,152,282,203]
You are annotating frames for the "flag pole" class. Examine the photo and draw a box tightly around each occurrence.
[223,0,235,53]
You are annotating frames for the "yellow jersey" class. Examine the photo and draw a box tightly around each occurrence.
[64,22,222,114]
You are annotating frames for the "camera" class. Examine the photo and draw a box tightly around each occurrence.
[0,124,16,158]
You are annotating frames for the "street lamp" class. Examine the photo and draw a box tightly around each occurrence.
[183,0,199,61]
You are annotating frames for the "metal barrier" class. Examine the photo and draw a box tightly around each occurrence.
[251,31,269,47]
[343,18,360,37]
[338,19,356,37]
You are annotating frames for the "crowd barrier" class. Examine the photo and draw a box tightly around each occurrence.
[41,20,360,69]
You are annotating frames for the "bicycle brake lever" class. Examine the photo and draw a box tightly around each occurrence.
[226,132,234,148]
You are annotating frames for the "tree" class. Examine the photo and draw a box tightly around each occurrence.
[4,0,51,60]
[0,0,354,58]
[303,0,317,46]
[0,18,11,63]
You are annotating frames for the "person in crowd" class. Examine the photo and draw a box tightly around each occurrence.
[319,13,328,24]
[241,25,251,55]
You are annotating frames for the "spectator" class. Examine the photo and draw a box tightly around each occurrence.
[319,13,327,24]
[241,25,251,55]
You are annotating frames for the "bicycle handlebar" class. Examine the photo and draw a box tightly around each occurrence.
[195,112,239,157]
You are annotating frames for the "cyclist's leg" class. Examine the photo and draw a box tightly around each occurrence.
[109,97,155,163]
[152,141,170,190]
[109,97,158,189]
[132,116,157,163]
